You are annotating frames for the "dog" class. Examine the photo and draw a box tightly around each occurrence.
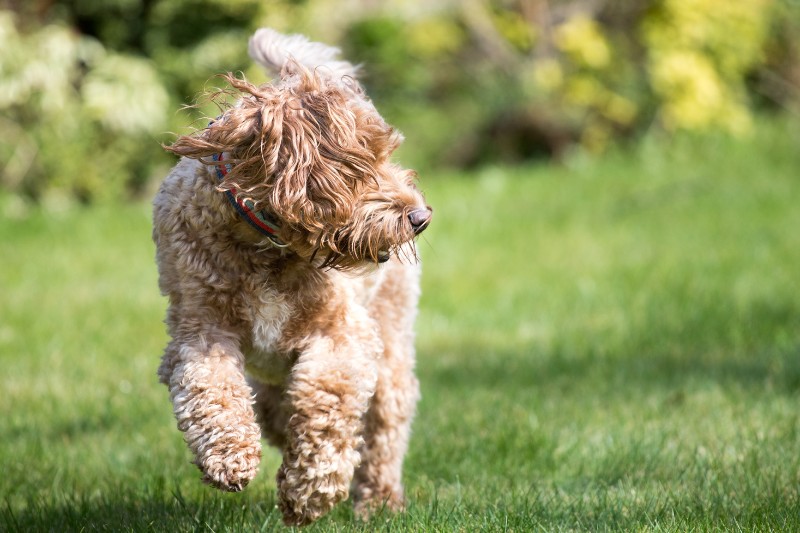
[152,28,432,526]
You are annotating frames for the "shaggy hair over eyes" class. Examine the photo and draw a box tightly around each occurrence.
[165,67,413,269]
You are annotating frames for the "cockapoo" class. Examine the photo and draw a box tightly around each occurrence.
[152,28,432,526]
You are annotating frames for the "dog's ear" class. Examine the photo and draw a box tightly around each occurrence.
[263,77,362,230]
[164,75,278,188]
[166,73,381,231]
[259,69,394,233]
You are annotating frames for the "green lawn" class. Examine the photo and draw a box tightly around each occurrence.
[2,119,799,531]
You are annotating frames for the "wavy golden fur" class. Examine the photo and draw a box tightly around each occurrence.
[152,28,432,526]
[166,67,421,269]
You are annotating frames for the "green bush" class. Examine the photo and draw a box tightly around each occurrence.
[0,0,797,203]
[339,1,794,161]
[0,12,169,202]
[0,0,268,203]
[642,0,773,134]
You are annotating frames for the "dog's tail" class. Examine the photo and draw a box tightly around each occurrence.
[248,28,358,81]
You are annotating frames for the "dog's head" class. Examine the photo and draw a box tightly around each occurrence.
[168,66,431,269]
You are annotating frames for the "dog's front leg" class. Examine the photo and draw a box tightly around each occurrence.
[277,335,378,526]
[164,337,262,491]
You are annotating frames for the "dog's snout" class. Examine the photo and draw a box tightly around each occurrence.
[408,208,432,235]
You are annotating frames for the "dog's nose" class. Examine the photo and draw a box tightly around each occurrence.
[408,208,432,235]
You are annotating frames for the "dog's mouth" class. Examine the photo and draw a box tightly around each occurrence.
[314,247,392,269]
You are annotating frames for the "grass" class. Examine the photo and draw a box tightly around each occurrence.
[2,118,800,531]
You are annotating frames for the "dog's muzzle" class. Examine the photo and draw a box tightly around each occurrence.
[374,208,431,263]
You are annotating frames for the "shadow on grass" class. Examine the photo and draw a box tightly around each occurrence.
[420,339,800,396]
[419,297,800,397]
[2,486,284,532]
[6,481,797,532]
[2,487,420,532]
[410,292,800,497]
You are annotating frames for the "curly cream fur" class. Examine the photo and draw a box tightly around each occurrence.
[153,29,430,526]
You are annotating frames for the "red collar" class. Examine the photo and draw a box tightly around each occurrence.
[212,153,287,247]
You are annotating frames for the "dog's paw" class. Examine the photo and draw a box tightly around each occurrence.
[276,463,350,526]
[277,489,338,526]
[195,436,262,492]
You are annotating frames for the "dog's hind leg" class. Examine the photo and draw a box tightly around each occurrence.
[250,379,289,449]
[351,263,422,518]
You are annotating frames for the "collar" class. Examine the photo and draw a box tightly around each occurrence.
[212,153,288,248]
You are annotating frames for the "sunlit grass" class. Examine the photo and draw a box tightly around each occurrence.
[2,118,799,531]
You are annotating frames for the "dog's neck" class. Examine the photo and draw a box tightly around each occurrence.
[212,152,287,248]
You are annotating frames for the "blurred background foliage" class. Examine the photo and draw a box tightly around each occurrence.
[0,0,798,204]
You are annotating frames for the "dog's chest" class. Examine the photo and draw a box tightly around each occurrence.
[244,288,293,384]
